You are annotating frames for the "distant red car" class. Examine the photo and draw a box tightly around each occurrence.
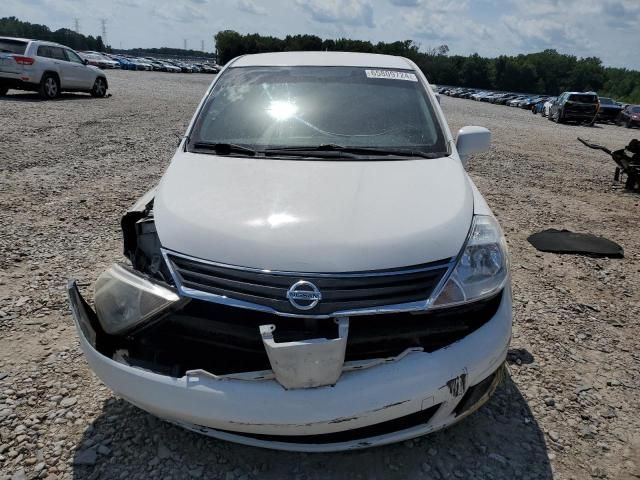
[616,105,640,128]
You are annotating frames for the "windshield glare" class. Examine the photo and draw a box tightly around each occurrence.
[189,66,446,155]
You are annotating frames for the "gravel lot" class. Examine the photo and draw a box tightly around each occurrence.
[1,70,639,480]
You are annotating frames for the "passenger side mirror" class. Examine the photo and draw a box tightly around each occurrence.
[456,126,491,165]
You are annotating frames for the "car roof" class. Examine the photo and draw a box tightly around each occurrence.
[231,51,415,69]
[0,36,65,48]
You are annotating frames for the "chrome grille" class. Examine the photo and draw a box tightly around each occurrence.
[164,251,453,316]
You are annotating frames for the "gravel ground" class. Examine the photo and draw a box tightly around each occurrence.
[1,70,639,480]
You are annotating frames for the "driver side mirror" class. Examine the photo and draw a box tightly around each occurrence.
[456,126,491,166]
[83,59,89,65]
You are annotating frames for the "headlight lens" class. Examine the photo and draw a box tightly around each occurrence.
[94,264,181,335]
[432,215,509,307]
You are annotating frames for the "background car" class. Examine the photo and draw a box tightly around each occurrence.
[596,97,623,123]
[542,97,556,117]
[548,92,599,124]
[80,52,119,69]
[616,105,640,128]
[110,55,136,70]
[0,36,108,99]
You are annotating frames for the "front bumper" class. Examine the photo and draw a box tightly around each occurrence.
[563,109,598,121]
[68,281,511,452]
[597,110,621,121]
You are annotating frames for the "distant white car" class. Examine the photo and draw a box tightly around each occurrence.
[68,51,511,452]
[0,37,108,99]
[80,52,120,69]
[543,98,556,117]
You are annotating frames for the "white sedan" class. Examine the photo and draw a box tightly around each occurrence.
[68,51,512,452]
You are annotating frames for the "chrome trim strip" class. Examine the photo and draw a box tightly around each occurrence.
[161,249,459,319]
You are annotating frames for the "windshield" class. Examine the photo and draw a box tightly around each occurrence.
[599,97,614,105]
[567,94,598,103]
[631,106,640,113]
[189,66,446,156]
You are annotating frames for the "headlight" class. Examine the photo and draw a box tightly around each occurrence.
[94,264,182,335]
[432,215,509,307]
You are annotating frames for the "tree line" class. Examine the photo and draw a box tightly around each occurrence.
[215,30,640,103]
[0,17,107,52]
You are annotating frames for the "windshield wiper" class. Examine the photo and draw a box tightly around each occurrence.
[191,142,258,156]
[265,144,447,159]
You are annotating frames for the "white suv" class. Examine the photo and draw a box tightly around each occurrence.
[0,37,108,99]
[68,52,511,452]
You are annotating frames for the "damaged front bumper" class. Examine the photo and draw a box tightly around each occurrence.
[68,279,511,452]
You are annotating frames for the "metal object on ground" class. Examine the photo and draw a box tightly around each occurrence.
[578,137,640,191]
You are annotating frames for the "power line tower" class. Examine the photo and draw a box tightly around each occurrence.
[201,40,204,52]
[183,38,187,50]
[100,18,107,44]
[74,18,80,33]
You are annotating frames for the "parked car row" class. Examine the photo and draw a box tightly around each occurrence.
[78,51,220,74]
[439,86,638,128]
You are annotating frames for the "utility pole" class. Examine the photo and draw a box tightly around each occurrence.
[183,38,187,50]
[100,18,107,44]
[74,18,80,33]
[201,40,205,52]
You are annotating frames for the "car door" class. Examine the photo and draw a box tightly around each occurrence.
[46,46,74,88]
[64,49,94,90]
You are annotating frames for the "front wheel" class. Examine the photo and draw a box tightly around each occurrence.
[91,77,107,97]
[627,119,633,129]
[39,74,59,100]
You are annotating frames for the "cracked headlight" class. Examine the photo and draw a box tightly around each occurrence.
[432,215,509,307]
[94,264,181,335]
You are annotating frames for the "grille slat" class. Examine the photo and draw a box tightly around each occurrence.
[167,253,452,315]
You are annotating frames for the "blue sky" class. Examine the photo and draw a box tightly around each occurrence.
[2,0,639,68]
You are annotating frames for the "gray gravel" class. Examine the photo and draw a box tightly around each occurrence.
[1,70,639,479]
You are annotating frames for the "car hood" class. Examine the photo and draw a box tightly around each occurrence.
[154,151,474,272]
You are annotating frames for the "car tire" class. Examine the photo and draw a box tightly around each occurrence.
[39,73,60,100]
[627,119,632,129]
[91,77,107,98]
[0,85,8,96]
[555,110,564,123]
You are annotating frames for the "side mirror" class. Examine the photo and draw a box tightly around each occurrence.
[83,59,89,65]
[456,126,491,165]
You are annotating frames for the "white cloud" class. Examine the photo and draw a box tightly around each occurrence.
[237,0,266,15]
[389,0,421,6]
[295,0,374,28]
[1,0,638,68]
